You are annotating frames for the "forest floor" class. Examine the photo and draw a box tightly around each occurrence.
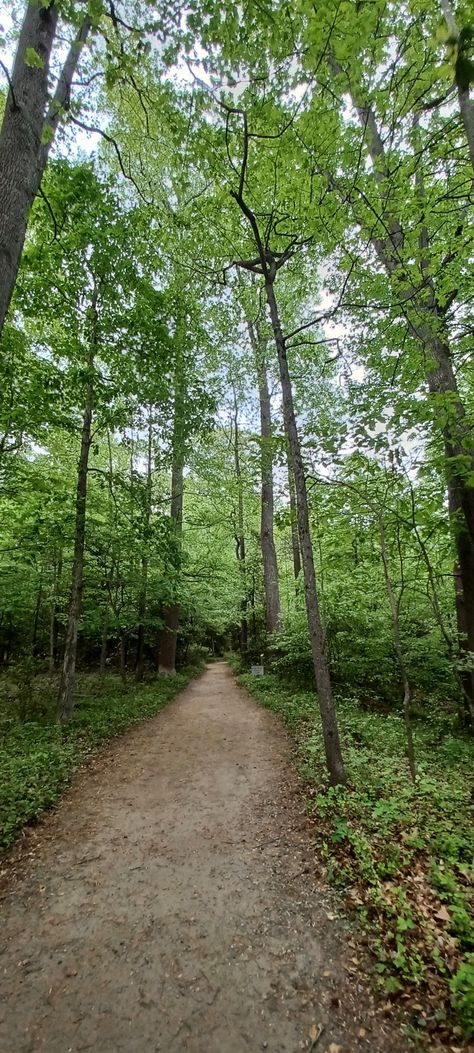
[0,662,417,1053]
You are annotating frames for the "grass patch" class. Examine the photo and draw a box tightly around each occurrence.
[0,664,202,852]
[239,668,474,1043]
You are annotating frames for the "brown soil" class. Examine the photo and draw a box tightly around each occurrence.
[0,662,416,1053]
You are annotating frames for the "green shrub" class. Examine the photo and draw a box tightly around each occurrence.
[450,956,474,1038]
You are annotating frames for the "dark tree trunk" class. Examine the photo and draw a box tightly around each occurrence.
[135,622,145,680]
[265,273,346,785]
[119,628,127,685]
[249,322,280,633]
[0,5,90,335]
[58,319,96,721]
[229,161,346,784]
[99,611,108,678]
[135,411,153,682]
[231,383,249,653]
[31,577,43,657]
[49,549,62,673]
[159,348,185,675]
[158,604,180,674]
[0,1,58,333]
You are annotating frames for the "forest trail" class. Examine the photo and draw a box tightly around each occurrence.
[0,664,410,1053]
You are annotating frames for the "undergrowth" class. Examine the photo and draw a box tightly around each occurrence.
[0,664,202,852]
[238,666,474,1044]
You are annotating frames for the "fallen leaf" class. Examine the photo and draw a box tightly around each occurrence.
[435,905,450,922]
[358,1028,367,1038]
[309,1024,321,1041]
[328,1045,342,1053]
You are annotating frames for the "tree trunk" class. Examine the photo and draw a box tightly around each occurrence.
[119,628,127,685]
[135,411,153,682]
[231,383,249,653]
[100,611,108,678]
[0,0,58,332]
[158,604,180,674]
[48,550,62,673]
[31,577,43,657]
[265,273,346,785]
[0,6,90,336]
[379,519,416,782]
[159,349,185,675]
[57,343,95,722]
[250,322,281,633]
[287,445,301,581]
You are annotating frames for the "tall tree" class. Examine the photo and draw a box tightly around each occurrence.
[224,110,346,785]
[0,3,90,333]
[158,313,186,675]
[248,319,280,633]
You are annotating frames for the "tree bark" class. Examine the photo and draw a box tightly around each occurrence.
[31,576,43,656]
[159,343,185,675]
[231,382,249,652]
[99,609,108,678]
[158,603,180,674]
[49,550,62,673]
[229,151,346,783]
[265,272,346,785]
[119,628,127,685]
[0,5,90,335]
[0,0,58,333]
[287,444,301,581]
[249,322,281,633]
[135,410,153,681]
[57,314,96,721]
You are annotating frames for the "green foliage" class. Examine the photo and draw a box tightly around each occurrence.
[24,47,44,69]
[241,669,474,1036]
[0,666,202,851]
[450,956,474,1038]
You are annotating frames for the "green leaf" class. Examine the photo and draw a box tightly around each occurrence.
[24,47,44,69]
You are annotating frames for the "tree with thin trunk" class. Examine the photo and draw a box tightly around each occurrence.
[222,109,346,785]
[135,409,154,682]
[58,312,96,722]
[287,443,301,583]
[248,319,280,634]
[48,549,62,673]
[230,380,249,652]
[159,328,185,675]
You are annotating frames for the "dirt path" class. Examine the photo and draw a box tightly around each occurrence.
[0,663,413,1053]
